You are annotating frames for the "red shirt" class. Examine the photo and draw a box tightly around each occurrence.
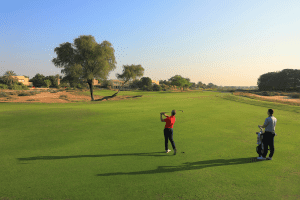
[164,116,176,128]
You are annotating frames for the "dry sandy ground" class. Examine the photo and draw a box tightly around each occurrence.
[233,92,300,104]
[0,89,142,103]
[0,89,299,104]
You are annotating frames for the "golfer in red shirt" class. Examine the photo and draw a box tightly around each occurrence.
[161,110,177,155]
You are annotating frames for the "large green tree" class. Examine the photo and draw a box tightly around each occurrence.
[257,69,300,91]
[159,80,171,86]
[182,78,193,91]
[206,83,217,89]
[51,35,117,101]
[168,75,192,91]
[29,73,46,87]
[45,75,59,88]
[139,77,152,89]
[2,70,18,86]
[114,64,144,95]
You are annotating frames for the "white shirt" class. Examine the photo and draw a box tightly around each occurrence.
[264,116,277,133]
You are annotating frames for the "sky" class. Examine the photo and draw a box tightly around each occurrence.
[0,0,299,86]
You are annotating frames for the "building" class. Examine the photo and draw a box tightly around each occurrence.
[11,76,33,86]
[152,80,159,85]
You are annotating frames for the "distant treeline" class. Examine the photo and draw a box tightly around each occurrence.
[257,69,300,91]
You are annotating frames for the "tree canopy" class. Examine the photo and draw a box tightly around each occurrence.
[257,69,300,91]
[51,35,117,100]
[1,70,18,86]
[112,64,144,96]
[168,75,193,91]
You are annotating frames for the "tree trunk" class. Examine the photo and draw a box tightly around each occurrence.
[112,81,127,97]
[87,81,94,101]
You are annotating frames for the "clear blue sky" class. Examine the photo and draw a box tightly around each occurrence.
[0,0,299,86]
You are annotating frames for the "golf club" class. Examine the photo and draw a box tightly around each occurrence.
[161,110,184,113]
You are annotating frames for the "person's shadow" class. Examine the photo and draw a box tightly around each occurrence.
[16,152,261,176]
[95,156,261,176]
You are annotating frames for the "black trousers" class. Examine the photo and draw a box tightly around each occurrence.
[164,128,176,150]
[262,131,275,158]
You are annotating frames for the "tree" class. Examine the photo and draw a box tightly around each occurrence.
[197,81,204,88]
[44,79,52,88]
[207,83,217,89]
[159,80,171,86]
[114,64,144,95]
[30,73,46,87]
[2,70,18,86]
[257,72,276,91]
[45,75,58,88]
[153,84,162,91]
[51,35,117,101]
[182,78,193,91]
[168,75,192,91]
[129,79,141,89]
[189,82,196,89]
[257,69,300,92]
[139,77,152,88]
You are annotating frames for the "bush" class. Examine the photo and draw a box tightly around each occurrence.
[9,84,23,90]
[0,92,8,97]
[18,92,32,96]
[59,82,69,88]
[153,84,162,91]
[59,95,68,99]
[0,84,8,89]
[261,91,269,96]
[49,90,58,93]
[22,85,30,90]
[289,93,300,98]
[142,85,153,91]
[76,83,82,89]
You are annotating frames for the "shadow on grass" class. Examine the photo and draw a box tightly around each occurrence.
[94,157,263,176]
[93,95,143,101]
[17,154,263,176]
[16,151,168,163]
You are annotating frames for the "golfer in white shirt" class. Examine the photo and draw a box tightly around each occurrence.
[258,109,277,160]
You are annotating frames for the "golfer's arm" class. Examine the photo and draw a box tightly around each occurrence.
[260,124,267,128]
[160,114,166,122]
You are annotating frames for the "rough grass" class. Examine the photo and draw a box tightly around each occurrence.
[232,92,300,107]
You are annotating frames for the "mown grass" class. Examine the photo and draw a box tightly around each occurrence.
[0,91,299,200]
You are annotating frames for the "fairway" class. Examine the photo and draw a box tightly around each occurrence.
[1,90,299,200]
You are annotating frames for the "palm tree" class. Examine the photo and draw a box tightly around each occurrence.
[2,71,18,86]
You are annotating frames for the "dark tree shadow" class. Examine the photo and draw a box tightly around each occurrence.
[94,95,143,101]
[95,157,263,176]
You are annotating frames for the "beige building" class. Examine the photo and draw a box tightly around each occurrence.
[11,76,33,86]
[152,80,159,85]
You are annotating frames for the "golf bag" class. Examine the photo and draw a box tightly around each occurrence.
[256,127,277,157]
